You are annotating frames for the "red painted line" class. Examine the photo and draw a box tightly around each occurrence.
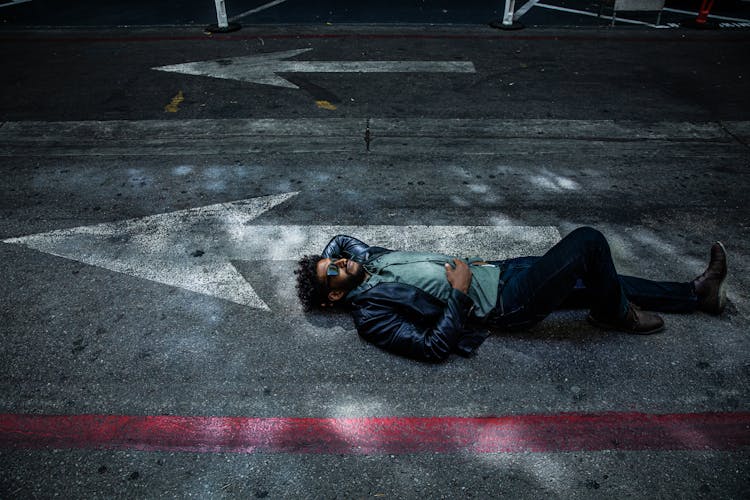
[1,412,748,454]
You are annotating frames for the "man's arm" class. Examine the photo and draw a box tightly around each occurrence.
[321,235,369,260]
[351,259,474,362]
[352,287,474,362]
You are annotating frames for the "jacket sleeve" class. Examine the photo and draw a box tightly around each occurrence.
[321,235,369,260]
[351,287,475,362]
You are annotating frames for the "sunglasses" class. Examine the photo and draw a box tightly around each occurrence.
[326,262,340,288]
[326,263,340,277]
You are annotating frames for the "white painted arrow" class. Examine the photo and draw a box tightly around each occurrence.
[152,48,476,89]
[3,192,560,311]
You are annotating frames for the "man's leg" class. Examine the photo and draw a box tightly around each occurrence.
[562,276,697,313]
[562,241,727,315]
[618,276,697,312]
[493,226,663,333]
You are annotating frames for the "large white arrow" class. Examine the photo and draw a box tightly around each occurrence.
[153,48,476,89]
[3,192,560,311]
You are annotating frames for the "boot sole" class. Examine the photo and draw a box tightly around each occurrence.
[586,314,665,335]
[703,241,728,315]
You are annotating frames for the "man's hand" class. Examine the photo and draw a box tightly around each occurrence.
[445,258,472,293]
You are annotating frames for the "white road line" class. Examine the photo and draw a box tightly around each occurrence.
[662,7,750,23]
[535,3,658,27]
[0,0,32,9]
[229,0,289,22]
[514,0,541,20]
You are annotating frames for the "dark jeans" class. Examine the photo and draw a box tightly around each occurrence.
[487,227,698,330]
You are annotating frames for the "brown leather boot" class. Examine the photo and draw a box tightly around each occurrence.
[587,303,665,335]
[693,242,728,315]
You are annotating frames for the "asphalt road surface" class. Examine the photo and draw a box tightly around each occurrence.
[1,23,749,498]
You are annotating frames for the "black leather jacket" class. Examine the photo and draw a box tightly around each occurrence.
[322,235,489,362]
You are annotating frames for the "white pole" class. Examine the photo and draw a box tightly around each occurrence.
[503,0,517,25]
[206,0,240,33]
[214,0,229,28]
[490,0,524,30]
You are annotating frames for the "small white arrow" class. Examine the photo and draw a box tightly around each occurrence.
[3,192,560,311]
[153,48,476,89]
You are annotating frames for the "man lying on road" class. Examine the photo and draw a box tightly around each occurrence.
[295,227,728,362]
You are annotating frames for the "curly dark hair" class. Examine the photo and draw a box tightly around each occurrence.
[295,254,325,312]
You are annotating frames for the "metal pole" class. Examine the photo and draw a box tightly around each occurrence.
[206,0,241,34]
[489,0,524,30]
[214,0,229,28]
[503,0,516,26]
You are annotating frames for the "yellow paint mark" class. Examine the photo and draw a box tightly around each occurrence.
[315,100,337,110]
[164,91,184,113]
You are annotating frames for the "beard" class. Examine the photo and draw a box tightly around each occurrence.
[340,262,366,291]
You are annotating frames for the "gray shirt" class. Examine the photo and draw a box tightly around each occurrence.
[346,251,500,317]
